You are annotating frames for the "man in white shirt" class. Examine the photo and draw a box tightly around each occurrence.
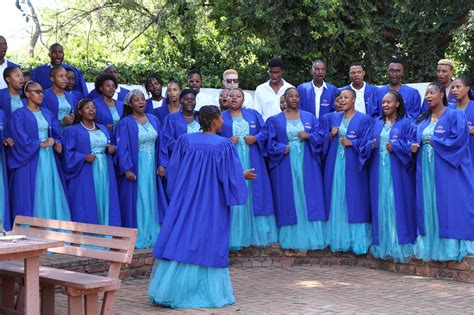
[253,58,293,121]
[340,62,378,115]
[218,69,254,108]
[187,69,215,110]
[0,36,20,89]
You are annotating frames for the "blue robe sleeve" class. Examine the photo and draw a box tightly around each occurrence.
[7,111,41,168]
[62,127,87,177]
[217,139,248,206]
[116,119,134,175]
[307,115,323,162]
[431,110,469,168]
[390,121,415,168]
[267,117,287,169]
[160,115,177,168]
[351,115,372,156]
[254,111,268,154]
[360,121,375,165]
[165,135,185,196]
[51,116,62,144]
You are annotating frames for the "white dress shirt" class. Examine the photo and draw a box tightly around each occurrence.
[152,99,164,109]
[312,81,327,119]
[195,91,217,111]
[253,79,294,121]
[351,82,366,114]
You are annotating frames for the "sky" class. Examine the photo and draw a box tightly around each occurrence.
[0,1,32,51]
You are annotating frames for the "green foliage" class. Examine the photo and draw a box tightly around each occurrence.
[12,0,473,89]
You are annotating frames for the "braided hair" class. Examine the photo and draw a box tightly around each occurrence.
[198,105,221,132]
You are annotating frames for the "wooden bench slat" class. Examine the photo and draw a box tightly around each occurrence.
[48,245,131,263]
[12,226,132,251]
[0,261,121,290]
[13,216,137,239]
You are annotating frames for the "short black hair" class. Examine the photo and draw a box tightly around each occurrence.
[340,88,356,98]
[198,105,221,132]
[94,74,118,94]
[388,57,405,69]
[187,69,202,79]
[49,65,65,78]
[49,43,63,51]
[3,66,20,82]
[349,61,364,70]
[268,58,284,69]
[64,67,75,73]
[144,74,164,92]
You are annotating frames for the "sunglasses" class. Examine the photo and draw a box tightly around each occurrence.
[225,78,239,84]
[28,89,44,95]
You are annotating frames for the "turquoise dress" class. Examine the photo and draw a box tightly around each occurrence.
[136,120,161,248]
[32,111,71,220]
[371,123,414,262]
[58,95,72,131]
[108,106,120,132]
[187,119,200,133]
[10,94,23,113]
[327,118,372,255]
[229,116,278,251]
[89,129,110,225]
[278,119,327,251]
[414,121,471,261]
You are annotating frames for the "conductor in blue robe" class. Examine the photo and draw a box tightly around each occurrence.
[116,90,167,248]
[370,58,422,119]
[0,109,11,230]
[412,82,474,262]
[362,90,416,262]
[160,89,200,169]
[31,43,88,98]
[8,81,71,222]
[148,106,249,308]
[324,89,373,255]
[267,87,327,251]
[62,99,121,226]
[220,88,278,250]
[297,60,338,119]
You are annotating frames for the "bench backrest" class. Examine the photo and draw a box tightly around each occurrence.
[12,216,137,265]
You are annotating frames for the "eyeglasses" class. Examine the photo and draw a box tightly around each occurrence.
[225,78,239,84]
[28,89,44,95]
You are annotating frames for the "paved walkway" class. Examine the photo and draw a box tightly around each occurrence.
[55,266,474,314]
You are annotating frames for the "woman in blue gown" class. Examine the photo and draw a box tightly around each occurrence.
[62,99,121,226]
[221,88,278,251]
[148,106,250,308]
[160,88,200,171]
[0,109,11,230]
[267,87,327,251]
[8,81,71,221]
[324,89,372,255]
[151,80,181,125]
[116,90,167,248]
[42,66,76,131]
[451,75,474,168]
[412,81,474,262]
[0,67,26,123]
[364,91,416,262]
[92,74,124,142]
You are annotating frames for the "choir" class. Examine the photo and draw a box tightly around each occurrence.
[1,38,474,308]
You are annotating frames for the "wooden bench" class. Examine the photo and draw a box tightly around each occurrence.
[0,216,137,315]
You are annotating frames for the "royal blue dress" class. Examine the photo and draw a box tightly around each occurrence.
[149,133,247,308]
[414,121,472,261]
[370,123,414,262]
[326,118,372,254]
[0,110,10,230]
[228,116,278,251]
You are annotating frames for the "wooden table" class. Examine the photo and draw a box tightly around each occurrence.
[0,236,63,315]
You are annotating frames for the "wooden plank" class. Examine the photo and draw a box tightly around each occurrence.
[0,239,63,257]
[101,290,116,315]
[68,295,83,315]
[84,294,99,315]
[24,256,40,315]
[12,226,131,251]
[48,246,129,263]
[13,216,137,239]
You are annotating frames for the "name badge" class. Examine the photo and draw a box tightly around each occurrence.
[434,125,445,134]
[304,122,312,130]
[321,99,329,107]
[249,121,257,129]
[346,131,357,139]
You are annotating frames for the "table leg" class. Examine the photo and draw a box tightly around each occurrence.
[24,256,40,315]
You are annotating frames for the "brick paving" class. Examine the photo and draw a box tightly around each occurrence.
[54,265,474,314]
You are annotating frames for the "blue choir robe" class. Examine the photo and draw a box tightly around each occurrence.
[371,85,422,119]
[160,111,198,168]
[93,97,124,142]
[5,61,19,68]
[152,133,248,268]
[7,107,65,219]
[62,123,121,226]
[220,108,274,216]
[267,111,326,226]
[297,81,338,117]
[363,118,417,245]
[324,111,372,223]
[0,88,26,120]
[450,100,474,168]
[69,90,83,104]
[116,114,167,227]
[87,86,130,102]
[415,107,474,240]
[340,83,378,116]
[320,111,339,163]
[146,97,167,114]
[42,88,77,118]
[150,102,172,125]
[31,63,88,98]
[0,110,11,230]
